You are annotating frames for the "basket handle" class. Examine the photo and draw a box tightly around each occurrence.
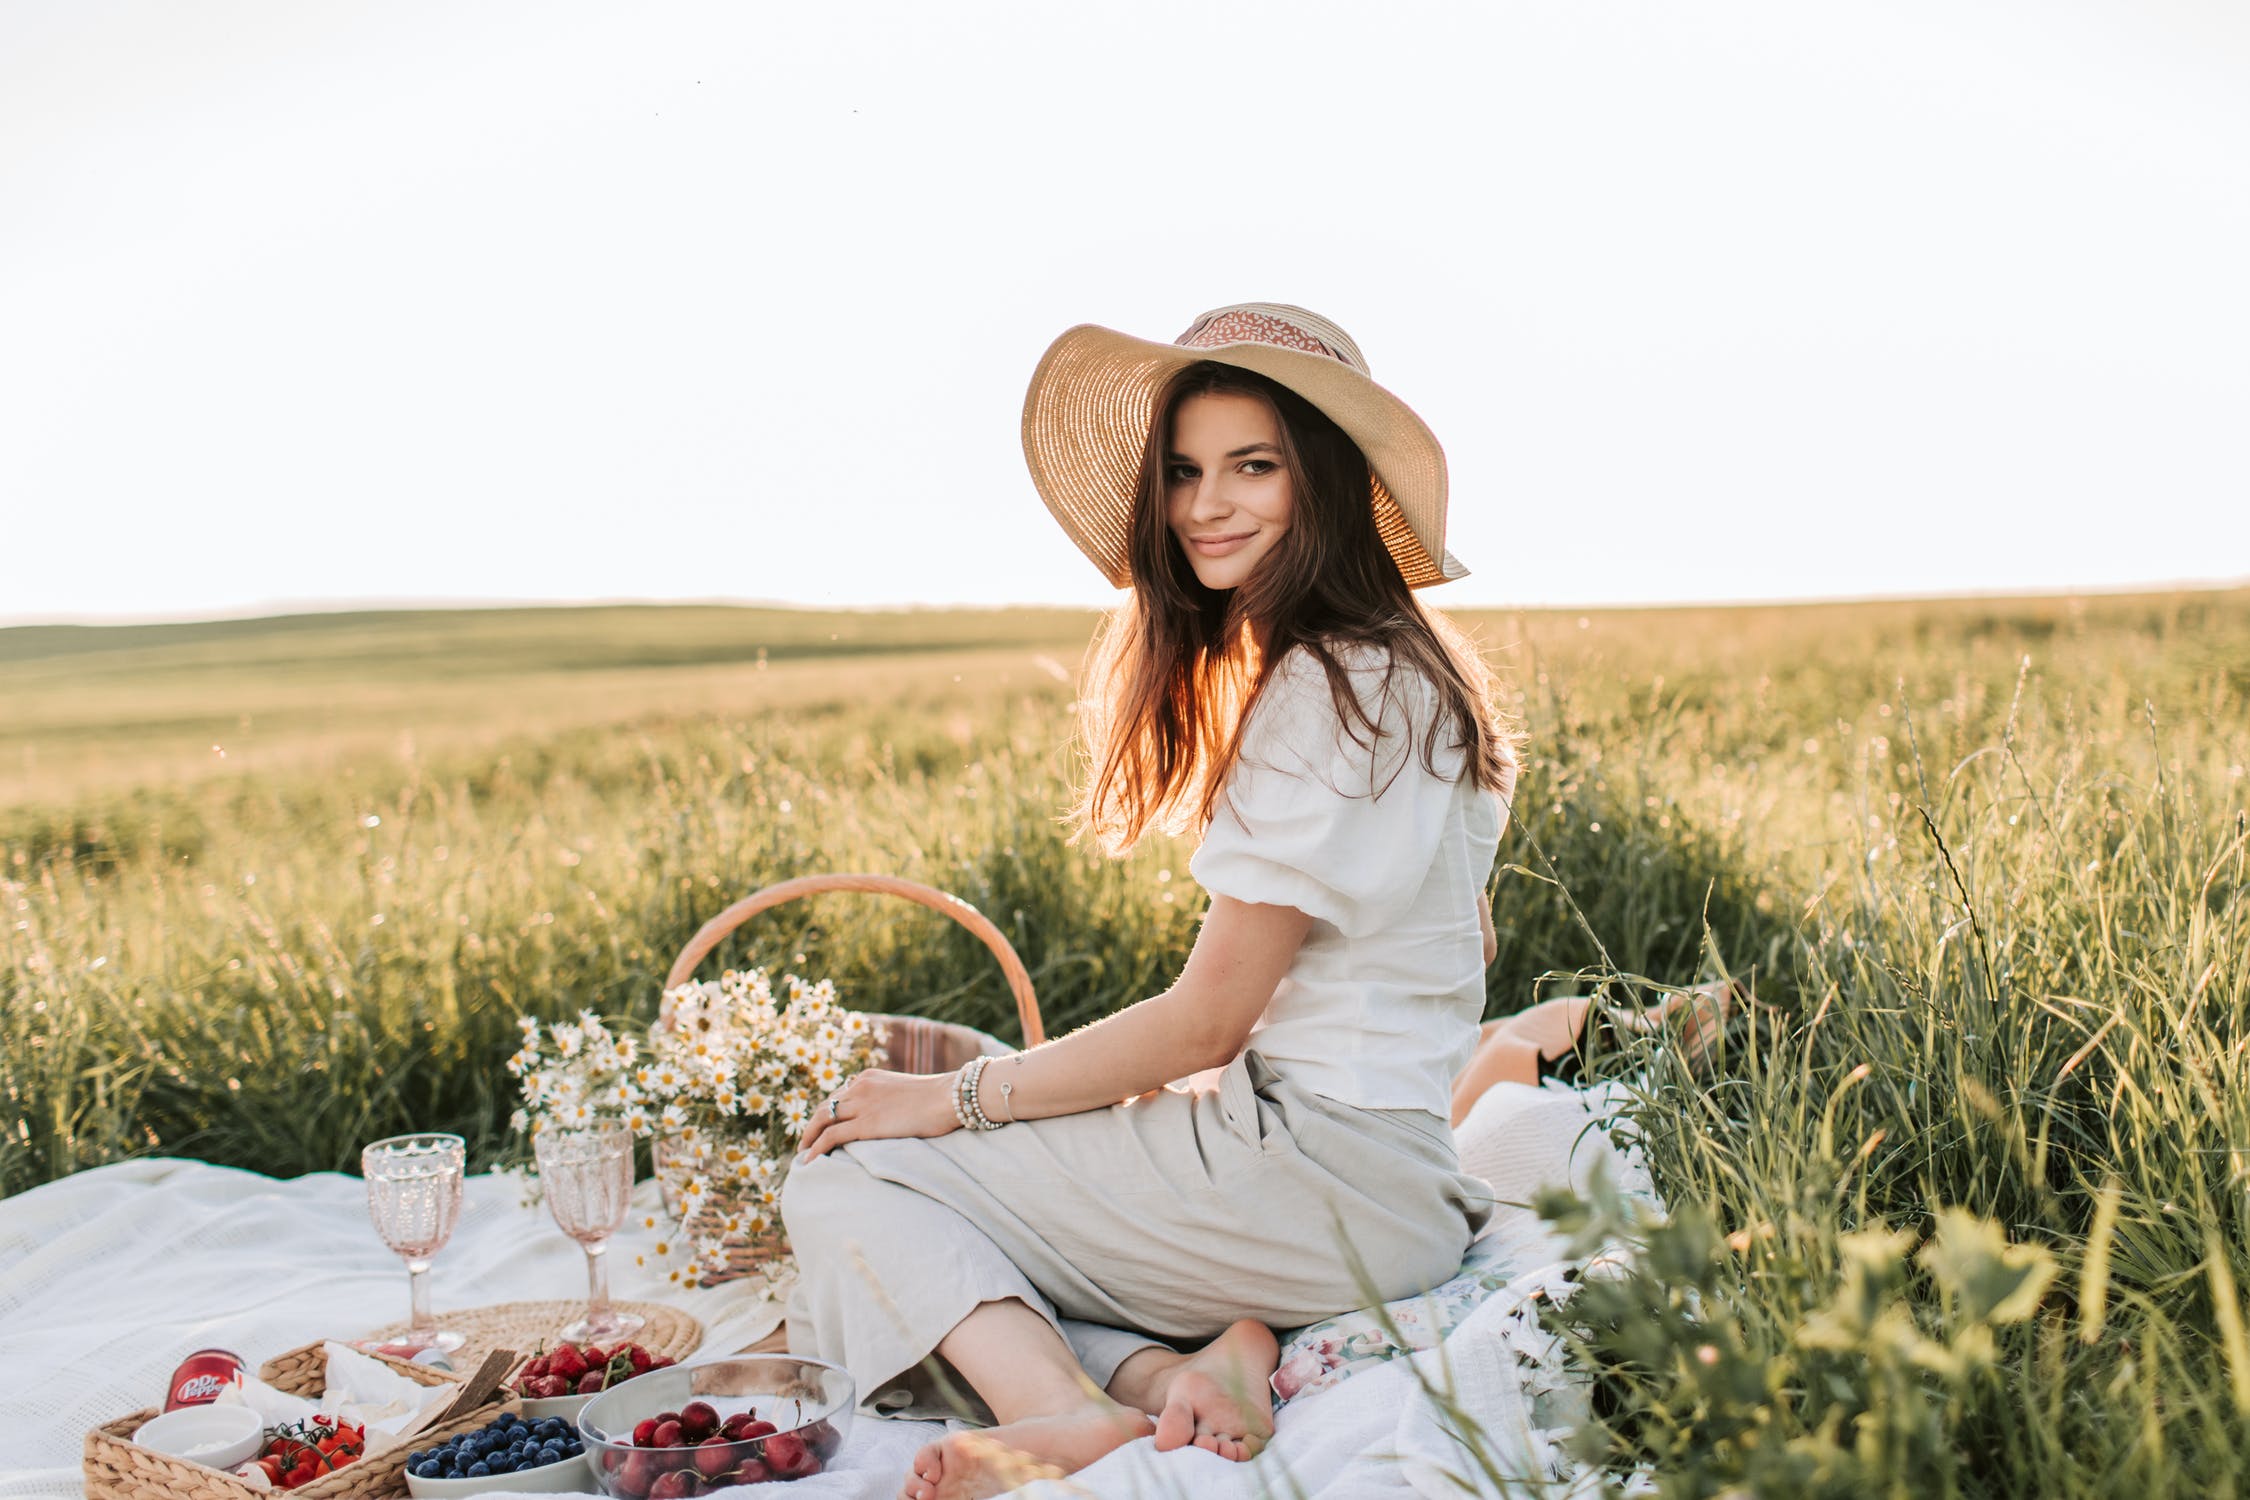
[664,872,1046,1047]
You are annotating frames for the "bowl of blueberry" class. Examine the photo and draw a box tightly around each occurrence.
[403,1412,593,1495]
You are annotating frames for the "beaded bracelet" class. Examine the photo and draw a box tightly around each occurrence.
[953,1055,1005,1131]
[969,1055,1002,1130]
[950,1064,980,1132]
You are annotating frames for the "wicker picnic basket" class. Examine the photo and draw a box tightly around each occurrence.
[84,1341,514,1500]
[656,872,1047,1284]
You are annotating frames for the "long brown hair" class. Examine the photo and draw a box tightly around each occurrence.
[1070,360,1516,856]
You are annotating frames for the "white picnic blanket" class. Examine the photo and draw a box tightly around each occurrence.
[0,1081,1651,1498]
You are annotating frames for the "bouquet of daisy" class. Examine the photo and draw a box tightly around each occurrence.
[509,969,883,1287]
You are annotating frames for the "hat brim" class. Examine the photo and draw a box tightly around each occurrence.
[1021,323,1467,591]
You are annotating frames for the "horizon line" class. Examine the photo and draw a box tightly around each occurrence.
[3,575,2246,632]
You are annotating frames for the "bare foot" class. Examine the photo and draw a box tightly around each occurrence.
[1147,1319,1280,1462]
[899,1395,1153,1500]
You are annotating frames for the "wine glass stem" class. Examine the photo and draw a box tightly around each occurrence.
[583,1240,612,1324]
[406,1257,434,1338]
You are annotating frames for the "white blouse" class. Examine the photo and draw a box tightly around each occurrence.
[1188,640,1514,1118]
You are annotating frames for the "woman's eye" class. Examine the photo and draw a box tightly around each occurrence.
[1166,464,1199,483]
[1241,460,1277,475]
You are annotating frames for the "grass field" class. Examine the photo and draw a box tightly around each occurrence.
[4,590,2247,1495]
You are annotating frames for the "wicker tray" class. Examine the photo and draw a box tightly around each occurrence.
[660,872,1047,1282]
[85,1341,513,1500]
[359,1299,702,1379]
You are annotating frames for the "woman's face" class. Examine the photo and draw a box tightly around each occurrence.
[1163,391,1295,591]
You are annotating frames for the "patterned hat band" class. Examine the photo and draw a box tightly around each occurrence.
[1174,306,1371,376]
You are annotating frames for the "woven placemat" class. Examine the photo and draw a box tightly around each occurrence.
[360,1300,702,1372]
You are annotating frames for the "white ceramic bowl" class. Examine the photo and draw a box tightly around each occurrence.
[517,1392,593,1423]
[130,1405,265,1470]
[403,1451,591,1497]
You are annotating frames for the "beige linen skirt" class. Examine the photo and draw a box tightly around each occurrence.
[780,1049,1494,1419]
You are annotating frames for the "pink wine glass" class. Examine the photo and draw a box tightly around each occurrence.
[361,1132,468,1354]
[534,1122,646,1344]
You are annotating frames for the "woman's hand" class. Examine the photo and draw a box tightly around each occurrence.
[794,1068,958,1164]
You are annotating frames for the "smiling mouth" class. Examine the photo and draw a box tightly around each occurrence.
[1189,533,1255,555]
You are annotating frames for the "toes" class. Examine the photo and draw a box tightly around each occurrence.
[1153,1392,1196,1452]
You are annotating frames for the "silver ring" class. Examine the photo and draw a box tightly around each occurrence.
[826,1098,839,1119]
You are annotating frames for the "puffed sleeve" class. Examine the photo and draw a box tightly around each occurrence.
[1189,645,1467,937]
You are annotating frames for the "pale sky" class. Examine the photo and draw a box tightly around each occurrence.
[3,0,2246,624]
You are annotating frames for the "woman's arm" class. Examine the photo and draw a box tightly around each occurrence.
[795,895,1312,1161]
[987,894,1312,1117]
[1479,887,1497,968]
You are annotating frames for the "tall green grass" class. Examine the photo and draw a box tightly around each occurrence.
[3,590,2246,1494]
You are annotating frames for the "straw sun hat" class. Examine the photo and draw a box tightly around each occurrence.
[1021,302,1468,590]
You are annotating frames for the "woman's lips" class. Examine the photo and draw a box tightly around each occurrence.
[1189,532,1254,557]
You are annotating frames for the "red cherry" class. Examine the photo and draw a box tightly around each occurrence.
[678,1401,719,1441]
[648,1470,702,1500]
[764,1432,814,1477]
[632,1417,660,1448]
[739,1419,777,1440]
[651,1419,683,1449]
[728,1458,771,1483]
[693,1439,733,1479]
[617,1453,660,1499]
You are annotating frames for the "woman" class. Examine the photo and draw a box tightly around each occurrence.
[782,303,1518,1500]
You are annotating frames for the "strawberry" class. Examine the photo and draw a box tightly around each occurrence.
[693,1438,733,1478]
[528,1374,570,1399]
[577,1369,605,1394]
[679,1401,719,1441]
[523,1354,551,1380]
[548,1344,588,1381]
[632,1417,661,1447]
[651,1419,683,1449]
[648,1472,702,1500]
[650,1355,676,1370]
[627,1343,653,1373]
[580,1344,608,1366]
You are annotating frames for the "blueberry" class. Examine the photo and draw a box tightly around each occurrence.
[466,1461,491,1478]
